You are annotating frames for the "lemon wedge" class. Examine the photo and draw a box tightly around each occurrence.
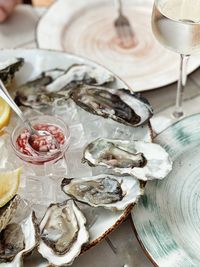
[0,97,11,130]
[0,168,22,208]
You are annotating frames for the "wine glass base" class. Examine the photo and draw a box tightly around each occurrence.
[172,110,184,119]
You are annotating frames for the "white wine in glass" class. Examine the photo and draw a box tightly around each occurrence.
[152,0,200,118]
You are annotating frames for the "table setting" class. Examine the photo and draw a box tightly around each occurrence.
[0,1,200,267]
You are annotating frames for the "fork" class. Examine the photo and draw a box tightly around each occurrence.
[114,0,137,48]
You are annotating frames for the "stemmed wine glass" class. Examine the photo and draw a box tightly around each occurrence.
[151,0,200,118]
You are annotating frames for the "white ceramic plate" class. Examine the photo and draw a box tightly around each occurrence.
[0,49,152,266]
[37,0,200,92]
[132,114,200,267]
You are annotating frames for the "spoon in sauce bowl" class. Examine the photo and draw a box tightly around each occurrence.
[0,80,60,155]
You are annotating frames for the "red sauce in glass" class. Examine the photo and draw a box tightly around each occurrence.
[16,123,65,157]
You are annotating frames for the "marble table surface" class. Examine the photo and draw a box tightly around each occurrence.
[1,4,200,267]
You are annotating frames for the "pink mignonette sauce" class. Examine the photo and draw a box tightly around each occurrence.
[16,124,65,156]
[12,114,71,165]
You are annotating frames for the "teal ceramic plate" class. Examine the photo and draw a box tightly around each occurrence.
[132,114,200,267]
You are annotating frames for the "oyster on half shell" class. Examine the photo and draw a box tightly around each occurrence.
[61,174,143,211]
[15,64,115,109]
[38,199,89,267]
[15,69,65,109]
[0,211,39,266]
[83,138,172,181]
[70,85,153,127]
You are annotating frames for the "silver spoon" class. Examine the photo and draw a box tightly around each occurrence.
[0,80,60,154]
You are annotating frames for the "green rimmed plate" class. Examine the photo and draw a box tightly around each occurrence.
[132,114,200,267]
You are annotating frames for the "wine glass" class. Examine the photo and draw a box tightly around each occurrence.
[151,0,200,118]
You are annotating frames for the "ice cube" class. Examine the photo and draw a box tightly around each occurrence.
[65,148,92,177]
[68,123,87,151]
[52,99,80,125]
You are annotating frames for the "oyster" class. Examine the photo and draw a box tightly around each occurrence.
[15,64,114,109]
[15,69,65,108]
[0,58,24,85]
[0,211,39,266]
[0,195,20,232]
[38,199,89,266]
[83,138,172,181]
[61,174,143,211]
[70,85,153,126]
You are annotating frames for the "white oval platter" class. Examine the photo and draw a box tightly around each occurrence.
[0,48,152,267]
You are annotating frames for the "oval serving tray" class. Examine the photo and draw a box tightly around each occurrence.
[0,48,152,267]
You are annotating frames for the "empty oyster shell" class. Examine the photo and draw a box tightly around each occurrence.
[45,64,115,93]
[70,85,153,126]
[0,58,24,85]
[83,138,172,181]
[61,174,143,211]
[0,211,39,266]
[38,199,89,267]
[0,195,20,233]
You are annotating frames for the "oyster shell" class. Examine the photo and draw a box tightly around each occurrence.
[15,64,114,109]
[15,69,65,109]
[42,69,66,80]
[45,64,115,93]
[70,85,153,126]
[0,58,24,85]
[38,199,89,267]
[0,195,20,232]
[83,138,172,181]
[61,174,143,211]
[0,211,39,266]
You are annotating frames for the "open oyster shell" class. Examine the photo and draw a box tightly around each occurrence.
[15,69,65,109]
[83,138,172,181]
[61,174,143,211]
[15,64,114,109]
[0,211,39,266]
[0,58,24,85]
[38,199,89,267]
[70,85,153,127]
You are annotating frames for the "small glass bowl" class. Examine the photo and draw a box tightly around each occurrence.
[11,115,70,165]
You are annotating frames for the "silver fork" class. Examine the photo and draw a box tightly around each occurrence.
[114,0,137,48]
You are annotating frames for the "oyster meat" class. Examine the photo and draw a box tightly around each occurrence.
[0,211,39,266]
[15,64,114,109]
[0,58,24,85]
[83,138,172,181]
[61,174,143,211]
[38,199,89,266]
[70,85,153,126]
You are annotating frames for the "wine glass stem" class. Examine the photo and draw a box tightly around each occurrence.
[173,54,190,118]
